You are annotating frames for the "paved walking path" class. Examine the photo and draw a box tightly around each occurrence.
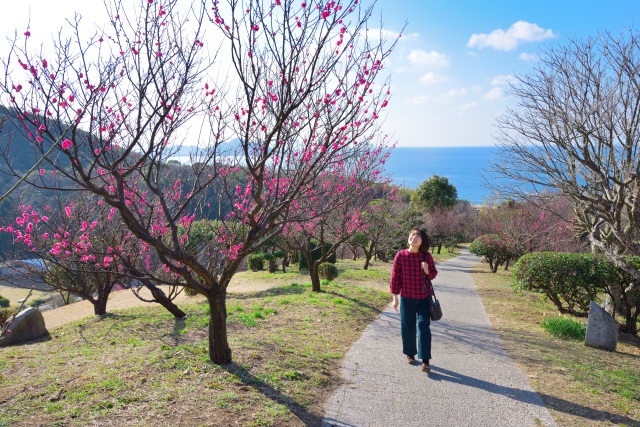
[322,249,557,427]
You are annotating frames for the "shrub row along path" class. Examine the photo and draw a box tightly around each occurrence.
[322,249,558,427]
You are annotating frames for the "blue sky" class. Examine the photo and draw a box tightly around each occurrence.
[2,0,640,146]
[373,0,640,146]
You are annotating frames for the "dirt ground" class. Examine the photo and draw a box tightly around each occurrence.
[2,275,279,330]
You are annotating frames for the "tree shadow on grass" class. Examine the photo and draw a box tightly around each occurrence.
[228,282,385,309]
[538,393,640,427]
[228,283,310,300]
[221,362,323,427]
[430,366,640,426]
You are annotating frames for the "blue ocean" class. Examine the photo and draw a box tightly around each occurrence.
[385,146,503,205]
[172,145,505,206]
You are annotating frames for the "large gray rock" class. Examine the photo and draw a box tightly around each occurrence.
[0,307,49,347]
[585,301,618,351]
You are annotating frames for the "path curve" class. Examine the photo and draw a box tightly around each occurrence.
[322,248,557,427]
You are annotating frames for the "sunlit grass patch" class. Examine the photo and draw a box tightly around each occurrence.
[540,316,586,340]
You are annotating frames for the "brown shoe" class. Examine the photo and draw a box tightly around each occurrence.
[422,363,430,373]
[407,355,416,364]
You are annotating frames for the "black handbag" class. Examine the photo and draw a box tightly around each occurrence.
[430,291,443,321]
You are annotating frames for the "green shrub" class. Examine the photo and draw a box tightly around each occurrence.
[514,252,640,334]
[512,252,613,317]
[318,262,339,281]
[0,295,9,308]
[183,286,199,297]
[541,316,586,340]
[28,297,49,308]
[0,307,15,328]
[247,253,265,271]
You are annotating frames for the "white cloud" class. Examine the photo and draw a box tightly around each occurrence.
[459,102,479,112]
[419,72,449,85]
[405,95,432,105]
[408,49,450,67]
[490,74,517,86]
[366,28,409,42]
[443,88,467,99]
[518,52,540,61]
[484,87,505,100]
[403,87,468,105]
[467,21,555,51]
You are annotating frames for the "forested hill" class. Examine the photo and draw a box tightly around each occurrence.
[0,106,85,259]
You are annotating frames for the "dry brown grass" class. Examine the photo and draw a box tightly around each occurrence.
[471,261,640,427]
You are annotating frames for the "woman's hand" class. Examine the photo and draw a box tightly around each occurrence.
[392,294,399,311]
[421,261,427,272]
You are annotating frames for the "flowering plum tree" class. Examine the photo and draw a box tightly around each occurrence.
[282,180,388,291]
[423,207,461,254]
[3,198,129,315]
[479,197,584,256]
[2,194,187,317]
[350,195,398,269]
[0,0,397,363]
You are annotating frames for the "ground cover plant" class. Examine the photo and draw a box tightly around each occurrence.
[540,316,586,341]
[471,261,640,427]
[0,279,389,426]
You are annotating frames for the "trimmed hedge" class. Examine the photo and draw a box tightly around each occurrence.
[512,252,614,317]
[0,295,9,308]
[247,254,265,272]
[318,262,339,281]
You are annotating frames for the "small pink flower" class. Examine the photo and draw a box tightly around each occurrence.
[61,139,73,150]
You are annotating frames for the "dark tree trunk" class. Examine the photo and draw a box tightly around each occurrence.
[311,262,321,292]
[207,292,232,364]
[363,244,375,270]
[94,293,109,315]
[144,281,186,319]
[268,259,277,273]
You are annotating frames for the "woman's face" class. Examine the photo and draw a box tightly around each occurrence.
[408,230,422,247]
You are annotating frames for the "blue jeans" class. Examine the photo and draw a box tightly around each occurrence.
[400,297,432,362]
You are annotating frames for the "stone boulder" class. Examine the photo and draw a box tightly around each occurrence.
[585,301,618,352]
[0,307,49,347]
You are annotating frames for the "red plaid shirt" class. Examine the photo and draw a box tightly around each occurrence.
[389,249,438,299]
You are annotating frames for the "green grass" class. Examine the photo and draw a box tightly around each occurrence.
[471,260,640,426]
[0,278,389,426]
[540,316,587,340]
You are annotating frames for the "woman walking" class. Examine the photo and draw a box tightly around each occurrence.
[390,227,438,373]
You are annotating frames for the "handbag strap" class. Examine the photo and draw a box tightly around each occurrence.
[422,252,436,299]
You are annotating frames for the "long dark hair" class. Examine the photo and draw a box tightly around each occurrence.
[408,227,430,254]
